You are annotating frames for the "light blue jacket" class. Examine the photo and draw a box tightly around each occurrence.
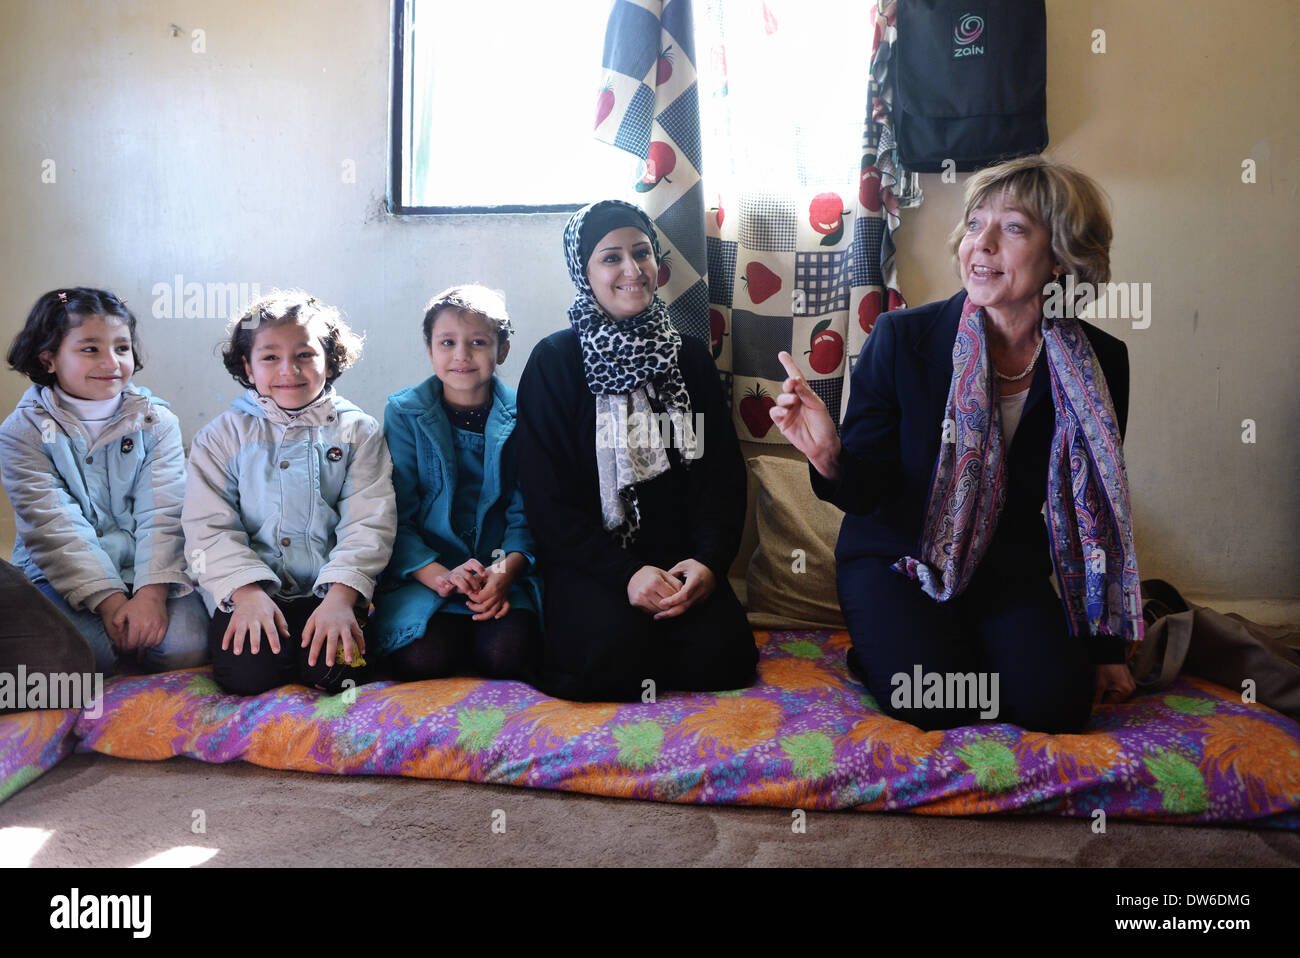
[182,387,396,615]
[371,375,543,653]
[0,384,192,610]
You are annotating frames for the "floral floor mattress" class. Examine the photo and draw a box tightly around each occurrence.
[3,630,1298,826]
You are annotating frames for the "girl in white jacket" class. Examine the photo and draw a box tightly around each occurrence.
[183,290,396,695]
[1,288,208,675]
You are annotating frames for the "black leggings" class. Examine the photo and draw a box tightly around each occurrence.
[535,566,757,702]
[838,557,1095,733]
[386,609,541,682]
[208,596,371,696]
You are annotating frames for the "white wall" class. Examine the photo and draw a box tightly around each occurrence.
[1,0,1297,603]
[0,0,574,438]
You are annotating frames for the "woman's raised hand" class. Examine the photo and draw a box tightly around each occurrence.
[771,351,842,480]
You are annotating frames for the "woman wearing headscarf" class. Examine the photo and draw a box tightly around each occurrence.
[516,199,757,702]
[773,156,1140,733]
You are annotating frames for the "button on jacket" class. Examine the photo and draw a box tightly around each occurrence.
[182,387,396,614]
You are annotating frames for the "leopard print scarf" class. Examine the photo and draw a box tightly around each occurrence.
[563,200,696,545]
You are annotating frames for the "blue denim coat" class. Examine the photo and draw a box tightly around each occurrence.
[371,375,542,653]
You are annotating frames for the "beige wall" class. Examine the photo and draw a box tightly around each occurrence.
[895,0,1299,601]
[1,0,1296,601]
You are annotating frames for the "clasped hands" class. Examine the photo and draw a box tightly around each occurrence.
[627,559,715,620]
[97,583,170,653]
[416,554,523,622]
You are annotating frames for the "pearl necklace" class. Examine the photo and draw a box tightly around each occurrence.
[995,336,1044,382]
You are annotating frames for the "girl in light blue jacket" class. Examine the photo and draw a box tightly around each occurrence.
[1,288,208,675]
[371,286,542,682]
[182,290,396,695]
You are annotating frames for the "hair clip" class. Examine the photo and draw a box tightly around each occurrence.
[57,292,68,303]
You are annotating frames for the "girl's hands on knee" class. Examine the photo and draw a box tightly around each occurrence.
[627,565,683,615]
[654,559,716,620]
[114,584,170,650]
[1093,663,1136,706]
[96,592,129,647]
[772,351,843,480]
[225,583,289,656]
[303,584,365,668]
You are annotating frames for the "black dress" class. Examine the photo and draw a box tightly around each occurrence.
[516,329,757,701]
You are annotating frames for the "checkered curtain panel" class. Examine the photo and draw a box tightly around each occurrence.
[596,0,918,442]
[595,0,711,346]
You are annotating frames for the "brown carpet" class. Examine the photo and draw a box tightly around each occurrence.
[3,753,1297,867]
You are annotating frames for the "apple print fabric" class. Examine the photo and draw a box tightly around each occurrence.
[703,1,918,442]
[596,0,711,346]
[597,1,919,442]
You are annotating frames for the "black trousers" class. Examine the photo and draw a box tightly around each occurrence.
[535,566,757,702]
[838,556,1095,733]
[208,596,371,696]
[386,609,541,683]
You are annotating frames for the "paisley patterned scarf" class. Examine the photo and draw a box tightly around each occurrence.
[893,296,1143,642]
[562,200,696,546]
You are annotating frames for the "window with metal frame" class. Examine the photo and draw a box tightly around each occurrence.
[390,0,638,214]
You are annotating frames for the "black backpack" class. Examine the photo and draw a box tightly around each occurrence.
[894,0,1048,172]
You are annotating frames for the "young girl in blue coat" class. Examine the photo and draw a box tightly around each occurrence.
[1,288,208,675]
[372,285,543,681]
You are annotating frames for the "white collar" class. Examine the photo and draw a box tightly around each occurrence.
[53,385,125,421]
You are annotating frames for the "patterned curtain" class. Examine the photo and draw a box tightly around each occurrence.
[594,0,711,345]
[595,0,919,442]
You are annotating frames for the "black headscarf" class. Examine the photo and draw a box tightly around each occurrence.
[561,199,697,545]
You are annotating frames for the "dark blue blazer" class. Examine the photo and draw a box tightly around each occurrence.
[812,290,1130,583]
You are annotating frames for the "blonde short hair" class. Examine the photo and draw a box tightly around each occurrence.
[947,155,1112,289]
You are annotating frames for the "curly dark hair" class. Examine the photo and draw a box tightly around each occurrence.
[222,289,363,388]
[8,287,144,387]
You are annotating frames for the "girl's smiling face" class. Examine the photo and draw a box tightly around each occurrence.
[428,308,508,409]
[42,314,135,401]
[243,320,329,410]
[586,226,657,321]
